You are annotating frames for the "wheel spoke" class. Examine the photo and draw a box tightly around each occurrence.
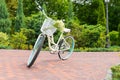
[58,36,74,60]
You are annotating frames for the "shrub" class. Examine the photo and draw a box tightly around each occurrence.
[0,0,11,33]
[109,31,119,46]
[25,13,44,37]
[78,46,120,52]
[10,32,27,49]
[9,28,36,49]
[118,24,120,46]
[14,0,25,31]
[0,32,10,48]
[111,64,120,79]
[20,28,35,49]
[69,20,83,48]
[70,21,106,48]
[0,19,11,33]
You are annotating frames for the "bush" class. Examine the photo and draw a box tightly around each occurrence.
[74,46,120,52]
[68,20,84,48]
[9,28,36,49]
[0,44,11,49]
[25,13,44,37]
[0,32,10,48]
[70,21,106,48]
[0,19,11,33]
[109,31,119,46]
[118,24,120,46]
[0,0,11,33]
[20,28,35,49]
[10,31,27,49]
[111,64,120,80]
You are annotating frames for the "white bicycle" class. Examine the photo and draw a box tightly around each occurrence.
[27,0,75,68]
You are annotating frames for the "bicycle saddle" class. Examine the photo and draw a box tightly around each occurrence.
[64,28,71,33]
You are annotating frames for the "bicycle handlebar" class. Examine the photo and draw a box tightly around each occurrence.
[35,0,43,11]
[35,0,48,18]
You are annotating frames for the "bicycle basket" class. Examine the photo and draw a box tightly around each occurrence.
[41,18,57,36]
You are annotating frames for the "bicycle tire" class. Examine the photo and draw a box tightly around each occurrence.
[58,36,74,60]
[27,34,45,68]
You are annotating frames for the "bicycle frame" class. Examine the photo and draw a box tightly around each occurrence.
[27,0,75,68]
[47,32,70,52]
[47,32,63,52]
[35,0,70,52]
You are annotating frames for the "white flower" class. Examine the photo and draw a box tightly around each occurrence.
[54,20,65,32]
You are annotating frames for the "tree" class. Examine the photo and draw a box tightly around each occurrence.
[66,0,74,28]
[73,0,106,26]
[37,0,69,19]
[6,0,18,17]
[0,0,11,33]
[118,24,120,45]
[109,0,120,31]
[23,0,37,16]
[73,0,99,25]
[68,0,74,22]
[97,0,106,26]
[14,0,25,31]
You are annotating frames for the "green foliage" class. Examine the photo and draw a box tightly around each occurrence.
[20,28,35,49]
[118,24,120,46]
[6,0,18,17]
[70,20,106,48]
[24,13,45,49]
[74,46,120,52]
[38,0,69,19]
[109,0,120,31]
[111,64,120,80]
[25,13,44,37]
[0,0,11,33]
[23,0,37,16]
[67,0,74,23]
[85,46,120,52]
[10,31,27,49]
[69,20,83,48]
[73,0,98,25]
[1,0,120,50]
[0,19,11,32]
[0,0,9,18]
[14,0,25,31]
[109,31,119,46]
[81,24,106,48]
[9,28,35,49]
[97,0,106,26]
[0,32,9,48]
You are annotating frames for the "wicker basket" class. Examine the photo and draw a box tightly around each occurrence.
[41,18,57,36]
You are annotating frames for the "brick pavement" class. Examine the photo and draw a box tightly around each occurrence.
[0,49,120,80]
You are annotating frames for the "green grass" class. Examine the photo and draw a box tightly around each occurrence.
[0,45,11,49]
[74,46,120,52]
[111,64,120,80]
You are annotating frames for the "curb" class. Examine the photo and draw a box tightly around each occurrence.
[104,69,112,80]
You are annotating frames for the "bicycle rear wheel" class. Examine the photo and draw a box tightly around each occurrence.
[27,34,45,68]
[58,36,74,60]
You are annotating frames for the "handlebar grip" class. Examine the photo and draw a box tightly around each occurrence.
[35,0,48,18]
[38,5,43,11]
[35,0,43,11]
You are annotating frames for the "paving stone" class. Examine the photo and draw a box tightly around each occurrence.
[0,50,120,80]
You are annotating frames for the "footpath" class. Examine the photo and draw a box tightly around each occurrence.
[0,49,120,80]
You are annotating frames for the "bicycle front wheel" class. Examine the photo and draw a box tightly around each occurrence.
[27,34,45,68]
[58,36,75,60]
